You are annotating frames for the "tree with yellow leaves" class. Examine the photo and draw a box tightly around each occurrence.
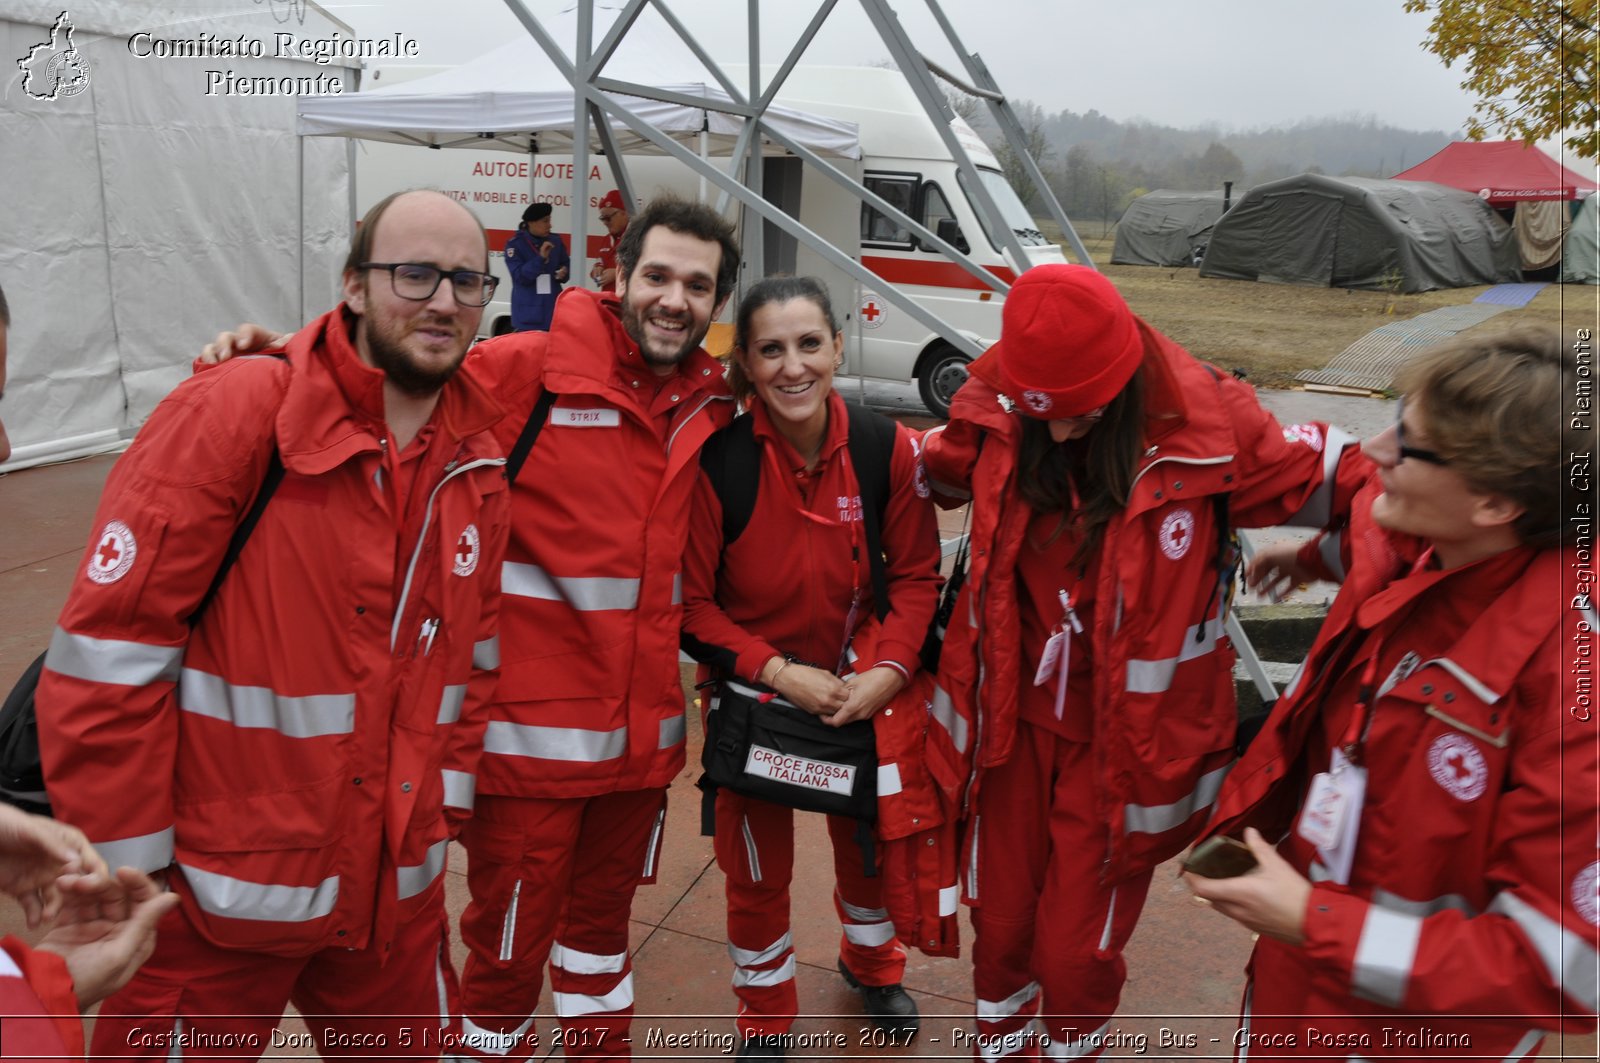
[1404,0,1596,158]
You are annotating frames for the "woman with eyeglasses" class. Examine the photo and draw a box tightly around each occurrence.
[918,264,1368,1056]
[1187,327,1594,1060]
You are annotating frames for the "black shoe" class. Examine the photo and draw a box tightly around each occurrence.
[737,1034,791,1060]
[838,958,920,1038]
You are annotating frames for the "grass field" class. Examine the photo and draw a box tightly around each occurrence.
[1049,225,1597,390]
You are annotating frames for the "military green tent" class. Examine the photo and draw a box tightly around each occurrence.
[1198,174,1520,292]
[1111,189,1227,267]
[1563,195,1599,284]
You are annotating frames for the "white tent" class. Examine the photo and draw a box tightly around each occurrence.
[1563,194,1600,285]
[295,7,860,161]
[1,0,353,472]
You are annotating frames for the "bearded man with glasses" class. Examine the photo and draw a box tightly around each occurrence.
[37,189,512,1057]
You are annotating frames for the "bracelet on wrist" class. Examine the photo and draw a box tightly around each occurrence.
[768,657,794,687]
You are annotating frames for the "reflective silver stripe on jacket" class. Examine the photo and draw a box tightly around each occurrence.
[501,563,641,611]
[729,933,792,968]
[473,636,500,670]
[178,669,355,738]
[483,720,626,762]
[931,683,970,753]
[1043,1020,1110,1059]
[1350,904,1423,1006]
[671,572,682,606]
[731,956,795,989]
[397,839,448,900]
[1124,614,1225,694]
[659,714,686,749]
[181,863,339,924]
[838,894,896,949]
[458,1016,532,1056]
[46,627,183,686]
[976,979,1040,1021]
[1283,425,1359,528]
[550,941,627,975]
[436,684,466,725]
[442,769,475,811]
[878,762,903,796]
[1430,657,1504,705]
[1488,890,1600,1013]
[94,827,175,873]
[1318,529,1346,582]
[554,976,634,1016]
[1371,888,1475,918]
[1122,763,1231,835]
[940,884,959,916]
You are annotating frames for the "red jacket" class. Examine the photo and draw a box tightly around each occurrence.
[38,308,511,956]
[1203,475,1597,1055]
[922,320,1366,886]
[681,393,959,955]
[466,287,733,798]
[1,938,81,1062]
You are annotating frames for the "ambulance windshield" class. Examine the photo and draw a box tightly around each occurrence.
[961,168,1051,248]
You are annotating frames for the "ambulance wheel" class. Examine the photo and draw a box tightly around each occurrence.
[916,345,969,419]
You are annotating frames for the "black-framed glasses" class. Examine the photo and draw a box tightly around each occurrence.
[360,262,499,307]
[1395,396,1449,466]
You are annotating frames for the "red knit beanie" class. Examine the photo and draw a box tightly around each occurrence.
[972,264,1142,418]
[598,189,626,212]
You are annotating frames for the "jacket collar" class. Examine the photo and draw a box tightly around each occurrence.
[277,306,506,475]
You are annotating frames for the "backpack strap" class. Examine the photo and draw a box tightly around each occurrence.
[188,446,285,626]
[698,413,761,545]
[505,388,560,485]
[843,402,898,622]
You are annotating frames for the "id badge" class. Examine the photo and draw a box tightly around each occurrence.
[1033,629,1064,686]
[1296,748,1366,884]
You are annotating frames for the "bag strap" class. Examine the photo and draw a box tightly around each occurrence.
[698,413,760,545]
[843,402,897,622]
[505,388,560,485]
[187,353,291,627]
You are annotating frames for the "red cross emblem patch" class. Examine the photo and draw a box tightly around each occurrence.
[1426,732,1487,801]
[858,293,885,330]
[86,520,137,585]
[1158,507,1196,561]
[453,523,481,577]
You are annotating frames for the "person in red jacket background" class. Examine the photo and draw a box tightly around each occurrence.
[920,264,1366,1060]
[680,277,942,1059]
[1188,327,1595,1060]
[38,189,512,1058]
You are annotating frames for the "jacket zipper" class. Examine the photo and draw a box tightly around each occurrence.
[391,455,507,652]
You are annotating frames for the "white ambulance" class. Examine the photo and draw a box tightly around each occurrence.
[352,65,1067,416]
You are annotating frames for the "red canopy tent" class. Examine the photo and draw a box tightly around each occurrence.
[1393,140,1596,204]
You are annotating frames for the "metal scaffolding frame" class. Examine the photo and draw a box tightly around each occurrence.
[502,0,1093,361]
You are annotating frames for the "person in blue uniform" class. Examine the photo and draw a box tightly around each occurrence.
[505,202,569,331]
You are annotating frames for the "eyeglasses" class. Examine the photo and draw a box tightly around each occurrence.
[360,262,499,307]
[1395,396,1449,466]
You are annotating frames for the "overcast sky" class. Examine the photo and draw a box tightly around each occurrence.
[325,0,1484,135]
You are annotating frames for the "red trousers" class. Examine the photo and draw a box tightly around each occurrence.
[969,722,1154,1061]
[455,789,666,1062]
[90,889,453,1062]
[714,790,907,1038]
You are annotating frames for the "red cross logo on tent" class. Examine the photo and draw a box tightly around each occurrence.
[1158,508,1196,561]
[1573,861,1599,927]
[858,293,886,330]
[453,523,481,578]
[86,520,137,585]
[1426,732,1487,801]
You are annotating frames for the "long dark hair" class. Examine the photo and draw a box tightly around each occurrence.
[1015,367,1147,567]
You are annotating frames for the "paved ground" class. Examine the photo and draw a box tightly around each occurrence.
[0,385,1590,1060]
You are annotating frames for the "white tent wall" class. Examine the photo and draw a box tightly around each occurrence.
[0,0,355,471]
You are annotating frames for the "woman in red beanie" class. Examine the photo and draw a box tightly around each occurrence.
[920,264,1368,1058]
